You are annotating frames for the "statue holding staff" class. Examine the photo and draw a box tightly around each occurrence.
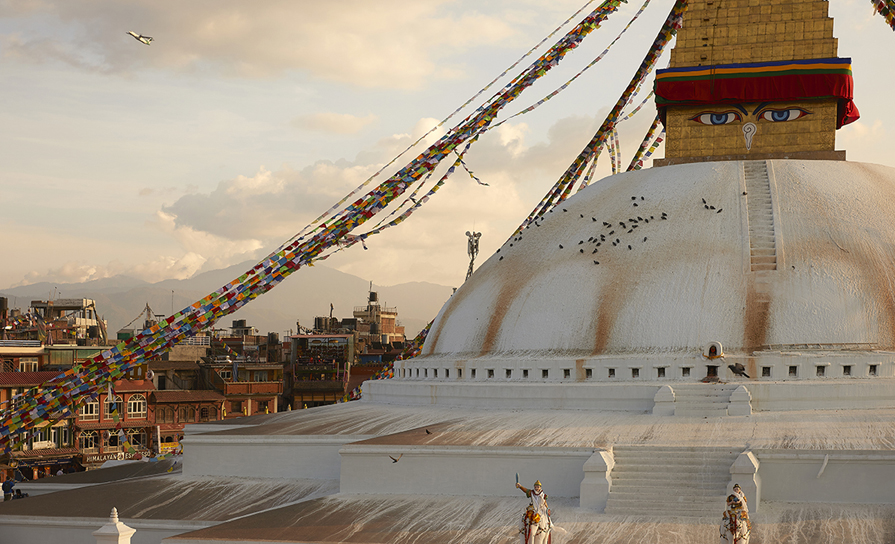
[516,478,553,544]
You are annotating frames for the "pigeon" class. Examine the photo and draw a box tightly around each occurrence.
[702,198,706,204]
[709,206,716,210]
[426,429,432,435]
[631,196,637,200]
[559,244,564,249]
[716,208,723,213]
[594,260,600,265]
[127,31,153,45]
[633,202,638,207]
[389,454,403,463]
[579,249,584,253]
[728,363,750,378]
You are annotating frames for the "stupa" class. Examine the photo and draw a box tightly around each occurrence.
[2,0,895,543]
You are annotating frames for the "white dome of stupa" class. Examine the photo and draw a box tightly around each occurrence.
[421,159,895,360]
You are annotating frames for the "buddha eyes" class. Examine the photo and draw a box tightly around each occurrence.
[690,108,811,125]
[691,112,741,125]
[757,108,810,122]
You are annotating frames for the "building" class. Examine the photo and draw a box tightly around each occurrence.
[0,371,77,480]
[74,379,155,468]
[286,334,353,408]
[351,290,405,346]
[149,390,225,453]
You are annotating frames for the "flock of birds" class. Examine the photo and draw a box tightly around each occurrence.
[495,194,730,267]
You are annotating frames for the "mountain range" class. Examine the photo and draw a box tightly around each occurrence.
[0,262,456,340]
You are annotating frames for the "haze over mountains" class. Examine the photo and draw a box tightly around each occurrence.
[0,262,455,340]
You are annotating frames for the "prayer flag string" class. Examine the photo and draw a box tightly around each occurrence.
[871,0,895,30]
[514,0,688,236]
[0,0,634,452]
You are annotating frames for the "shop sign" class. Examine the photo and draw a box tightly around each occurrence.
[84,451,141,464]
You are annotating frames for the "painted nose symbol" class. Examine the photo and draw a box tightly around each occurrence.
[743,122,757,150]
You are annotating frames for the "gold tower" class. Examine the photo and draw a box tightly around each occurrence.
[655,0,857,165]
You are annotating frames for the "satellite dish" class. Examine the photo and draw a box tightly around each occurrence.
[146,369,155,380]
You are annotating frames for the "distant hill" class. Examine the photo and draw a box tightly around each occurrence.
[0,263,455,340]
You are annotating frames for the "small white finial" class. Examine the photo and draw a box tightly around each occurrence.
[110,507,119,523]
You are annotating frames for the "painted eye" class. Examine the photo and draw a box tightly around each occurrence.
[758,108,810,122]
[691,112,742,125]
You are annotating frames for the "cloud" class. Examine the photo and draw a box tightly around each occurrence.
[291,112,378,135]
[0,0,520,88]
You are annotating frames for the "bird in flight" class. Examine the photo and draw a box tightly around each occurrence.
[389,454,403,463]
[127,32,153,45]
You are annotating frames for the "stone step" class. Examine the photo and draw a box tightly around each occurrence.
[604,497,726,517]
[609,485,727,497]
[612,462,734,472]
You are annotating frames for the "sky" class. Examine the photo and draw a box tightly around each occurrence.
[1,0,893,292]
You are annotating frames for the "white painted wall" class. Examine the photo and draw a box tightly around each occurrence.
[339,444,593,498]
[182,434,369,479]
[756,450,895,503]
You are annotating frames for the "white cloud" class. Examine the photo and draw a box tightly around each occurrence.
[291,112,378,135]
[0,0,520,88]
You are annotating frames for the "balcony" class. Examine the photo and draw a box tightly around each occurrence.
[222,381,283,395]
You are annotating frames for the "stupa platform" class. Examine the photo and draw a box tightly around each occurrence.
[163,495,895,544]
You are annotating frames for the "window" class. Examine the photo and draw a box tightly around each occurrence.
[179,406,196,422]
[657,367,666,378]
[457,368,463,379]
[433,369,438,378]
[158,406,174,423]
[80,400,99,421]
[681,367,690,377]
[257,400,269,413]
[104,395,123,418]
[608,368,616,378]
[523,369,529,379]
[126,429,147,448]
[51,426,71,447]
[762,367,771,377]
[128,394,147,418]
[542,369,549,379]
[585,368,592,379]
[105,430,121,452]
[788,366,798,377]
[2,359,13,372]
[706,366,718,377]
[563,369,571,379]
[230,400,242,413]
[424,369,428,378]
[869,364,878,376]
[19,358,38,372]
[445,369,450,379]
[631,368,640,378]
[843,365,852,376]
[506,369,512,379]
[471,369,476,379]
[253,370,267,382]
[200,407,210,421]
[79,430,98,452]
[487,369,494,379]
[219,369,232,380]
[816,366,825,377]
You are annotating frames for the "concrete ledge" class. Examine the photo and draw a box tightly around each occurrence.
[182,434,373,479]
[0,515,212,544]
[654,150,846,166]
